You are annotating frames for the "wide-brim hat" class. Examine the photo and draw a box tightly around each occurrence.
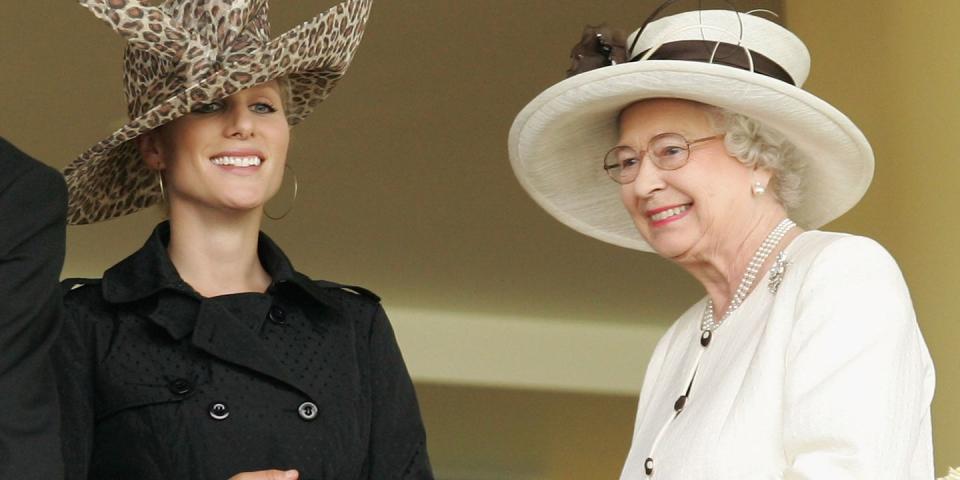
[64,0,372,225]
[508,9,874,252]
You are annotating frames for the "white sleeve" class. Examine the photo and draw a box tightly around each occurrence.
[782,236,935,480]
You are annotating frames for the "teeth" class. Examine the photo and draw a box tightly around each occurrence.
[651,205,689,222]
[211,156,262,167]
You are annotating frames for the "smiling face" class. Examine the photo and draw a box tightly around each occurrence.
[139,81,290,215]
[617,98,767,260]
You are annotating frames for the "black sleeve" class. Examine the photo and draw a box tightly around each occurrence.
[364,305,434,479]
[0,161,67,480]
[51,286,100,480]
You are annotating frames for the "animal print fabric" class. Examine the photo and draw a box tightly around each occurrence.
[64,0,372,224]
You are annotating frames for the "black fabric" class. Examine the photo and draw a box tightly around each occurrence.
[53,222,433,479]
[0,137,67,479]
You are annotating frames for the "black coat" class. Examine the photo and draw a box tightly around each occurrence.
[54,222,433,480]
[0,137,67,479]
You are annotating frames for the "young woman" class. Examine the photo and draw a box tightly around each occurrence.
[54,1,433,479]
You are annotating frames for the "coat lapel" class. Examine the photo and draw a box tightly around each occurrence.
[189,299,324,402]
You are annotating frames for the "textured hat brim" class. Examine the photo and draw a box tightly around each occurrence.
[65,0,372,225]
[508,60,874,252]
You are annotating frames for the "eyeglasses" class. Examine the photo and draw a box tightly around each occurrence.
[602,133,724,184]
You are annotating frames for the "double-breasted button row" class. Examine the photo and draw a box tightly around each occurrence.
[203,401,319,421]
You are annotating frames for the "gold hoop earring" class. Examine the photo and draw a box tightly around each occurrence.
[157,170,166,202]
[265,164,298,220]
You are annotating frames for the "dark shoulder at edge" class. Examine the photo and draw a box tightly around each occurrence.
[61,278,105,309]
[307,277,383,313]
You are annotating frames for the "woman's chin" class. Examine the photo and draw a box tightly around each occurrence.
[215,195,269,214]
[644,232,696,259]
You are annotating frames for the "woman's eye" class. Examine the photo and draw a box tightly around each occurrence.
[656,145,685,158]
[621,157,639,169]
[191,102,223,114]
[251,102,278,114]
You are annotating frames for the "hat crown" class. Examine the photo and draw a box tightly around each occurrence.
[79,0,275,119]
[119,0,272,119]
[164,0,270,50]
[628,10,811,87]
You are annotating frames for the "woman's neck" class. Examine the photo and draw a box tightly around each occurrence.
[677,207,800,317]
[165,203,271,298]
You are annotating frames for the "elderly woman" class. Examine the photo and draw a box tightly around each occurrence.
[509,7,934,480]
[53,1,432,479]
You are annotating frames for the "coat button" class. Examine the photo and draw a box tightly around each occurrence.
[168,378,193,396]
[297,401,318,421]
[674,394,687,413]
[644,457,654,475]
[268,305,286,325]
[208,402,230,420]
[700,330,712,347]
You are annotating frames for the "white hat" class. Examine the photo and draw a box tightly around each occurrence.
[508,9,874,252]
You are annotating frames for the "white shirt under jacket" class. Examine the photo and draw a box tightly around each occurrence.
[621,231,935,480]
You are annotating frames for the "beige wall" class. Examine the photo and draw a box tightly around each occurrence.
[786,0,960,473]
[2,0,954,476]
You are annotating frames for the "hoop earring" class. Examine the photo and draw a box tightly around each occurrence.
[264,164,299,220]
[751,181,766,196]
[157,170,166,202]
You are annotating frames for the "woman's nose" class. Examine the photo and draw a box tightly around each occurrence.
[630,156,665,198]
[225,108,254,138]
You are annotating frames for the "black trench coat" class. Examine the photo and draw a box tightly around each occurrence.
[53,222,433,480]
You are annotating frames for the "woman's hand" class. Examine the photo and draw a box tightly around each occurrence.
[228,469,299,480]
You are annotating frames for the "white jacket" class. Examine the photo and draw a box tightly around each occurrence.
[621,232,935,479]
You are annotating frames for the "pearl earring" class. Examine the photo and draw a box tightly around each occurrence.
[751,181,766,196]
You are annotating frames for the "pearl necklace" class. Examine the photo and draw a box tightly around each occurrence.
[700,218,795,336]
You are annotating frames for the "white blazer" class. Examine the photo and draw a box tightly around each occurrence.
[621,231,935,480]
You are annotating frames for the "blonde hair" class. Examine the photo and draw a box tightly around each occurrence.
[275,76,292,114]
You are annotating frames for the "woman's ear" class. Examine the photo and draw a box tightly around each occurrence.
[138,131,165,171]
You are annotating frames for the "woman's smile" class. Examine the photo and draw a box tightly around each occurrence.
[210,150,266,176]
[647,203,692,227]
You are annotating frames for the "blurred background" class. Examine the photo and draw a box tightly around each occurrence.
[2,0,957,477]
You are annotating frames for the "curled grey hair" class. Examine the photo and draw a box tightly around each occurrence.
[706,107,805,210]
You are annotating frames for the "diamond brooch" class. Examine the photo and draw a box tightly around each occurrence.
[767,251,788,294]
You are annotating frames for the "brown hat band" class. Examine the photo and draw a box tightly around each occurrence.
[633,40,795,85]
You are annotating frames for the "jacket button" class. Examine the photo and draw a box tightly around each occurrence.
[268,305,286,325]
[208,402,230,420]
[644,457,654,475]
[297,401,318,421]
[674,394,687,413]
[168,378,193,396]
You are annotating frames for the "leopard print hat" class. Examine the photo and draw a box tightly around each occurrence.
[63,0,373,224]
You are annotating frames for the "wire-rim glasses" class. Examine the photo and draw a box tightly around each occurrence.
[602,133,724,184]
